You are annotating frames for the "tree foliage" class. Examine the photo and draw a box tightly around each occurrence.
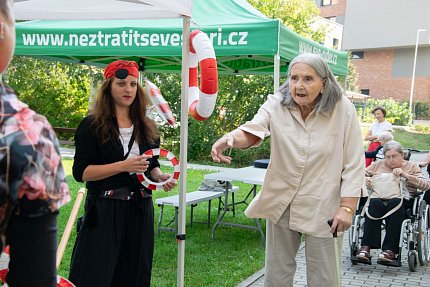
[338,52,360,92]
[5,56,102,127]
[248,0,359,93]
[248,0,326,42]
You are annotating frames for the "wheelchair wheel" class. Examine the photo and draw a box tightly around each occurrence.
[424,203,430,262]
[417,200,428,265]
[349,214,364,265]
[408,250,418,272]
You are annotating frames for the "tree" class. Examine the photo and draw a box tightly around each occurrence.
[248,0,326,42]
[338,52,360,92]
[249,0,360,92]
[5,56,102,127]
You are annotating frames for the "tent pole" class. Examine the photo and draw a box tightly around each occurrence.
[177,15,190,287]
[274,54,280,93]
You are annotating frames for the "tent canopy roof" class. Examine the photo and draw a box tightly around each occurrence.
[13,0,192,20]
[13,0,348,75]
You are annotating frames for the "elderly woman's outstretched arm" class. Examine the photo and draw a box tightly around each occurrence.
[211,129,260,164]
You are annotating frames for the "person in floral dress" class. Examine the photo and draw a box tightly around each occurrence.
[0,0,70,286]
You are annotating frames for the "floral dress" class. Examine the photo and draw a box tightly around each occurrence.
[0,82,70,250]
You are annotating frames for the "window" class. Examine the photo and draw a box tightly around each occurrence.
[351,51,364,59]
[360,89,370,96]
[322,0,338,6]
[332,38,339,49]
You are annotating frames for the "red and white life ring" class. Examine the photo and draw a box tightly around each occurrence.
[188,30,218,121]
[144,79,176,126]
[136,148,180,190]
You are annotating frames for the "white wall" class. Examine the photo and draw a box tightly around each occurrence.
[343,0,430,50]
[311,16,344,50]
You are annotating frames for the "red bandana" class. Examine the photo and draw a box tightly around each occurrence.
[104,60,139,80]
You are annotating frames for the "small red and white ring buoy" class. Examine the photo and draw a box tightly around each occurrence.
[144,79,176,126]
[136,148,180,190]
[189,29,218,121]
[57,276,75,287]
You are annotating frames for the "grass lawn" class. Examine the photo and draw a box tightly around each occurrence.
[392,129,430,151]
[57,159,265,286]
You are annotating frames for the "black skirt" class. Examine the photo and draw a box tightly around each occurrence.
[69,195,154,287]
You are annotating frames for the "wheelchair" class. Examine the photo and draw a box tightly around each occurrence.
[349,191,430,271]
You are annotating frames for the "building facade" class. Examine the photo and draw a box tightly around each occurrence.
[316,0,430,105]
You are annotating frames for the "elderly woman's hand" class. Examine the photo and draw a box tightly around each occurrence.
[392,168,405,177]
[211,134,234,164]
[330,207,354,233]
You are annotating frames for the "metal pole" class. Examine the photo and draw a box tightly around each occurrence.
[177,16,190,287]
[273,54,280,94]
[327,219,341,287]
[409,29,426,116]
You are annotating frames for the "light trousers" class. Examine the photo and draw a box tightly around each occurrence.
[264,207,343,287]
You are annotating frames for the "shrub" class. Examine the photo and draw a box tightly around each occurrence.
[414,101,430,120]
[357,98,412,126]
[414,124,430,134]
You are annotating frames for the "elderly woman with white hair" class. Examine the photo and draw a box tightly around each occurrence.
[365,131,393,162]
[211,53,365,286]
[357,141,430,263]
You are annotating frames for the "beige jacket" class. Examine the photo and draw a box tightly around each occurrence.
[241,93,365,238]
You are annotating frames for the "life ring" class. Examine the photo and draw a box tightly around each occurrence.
[136,148,180,190]
[144,79,176,126]
[0,272,75,287]
[188,29,218,121]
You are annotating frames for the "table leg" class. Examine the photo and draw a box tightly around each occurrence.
[234,185,256,206]
[208,200,212,228]
[190,204,194,227]
[157,204,164,236]
[211,184,265,246]
[212,186,230,240]
[254,218,265,247]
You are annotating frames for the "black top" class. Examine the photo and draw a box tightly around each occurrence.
[72,116,160,194]
[364,145,382,159]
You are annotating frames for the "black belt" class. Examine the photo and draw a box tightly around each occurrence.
[98,187,151,200]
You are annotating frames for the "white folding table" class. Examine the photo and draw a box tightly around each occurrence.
[204,166,267,246]
[155,187,239,234]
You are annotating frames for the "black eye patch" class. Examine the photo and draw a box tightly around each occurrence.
[115,69,129,79]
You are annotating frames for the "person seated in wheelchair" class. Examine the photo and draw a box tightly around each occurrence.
[356,141,430,263]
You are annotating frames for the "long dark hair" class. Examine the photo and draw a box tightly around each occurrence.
[90,78,158,144]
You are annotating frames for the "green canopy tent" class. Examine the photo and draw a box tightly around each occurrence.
[14,0,348,92]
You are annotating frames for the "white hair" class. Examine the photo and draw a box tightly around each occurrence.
[378,131,393,142]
